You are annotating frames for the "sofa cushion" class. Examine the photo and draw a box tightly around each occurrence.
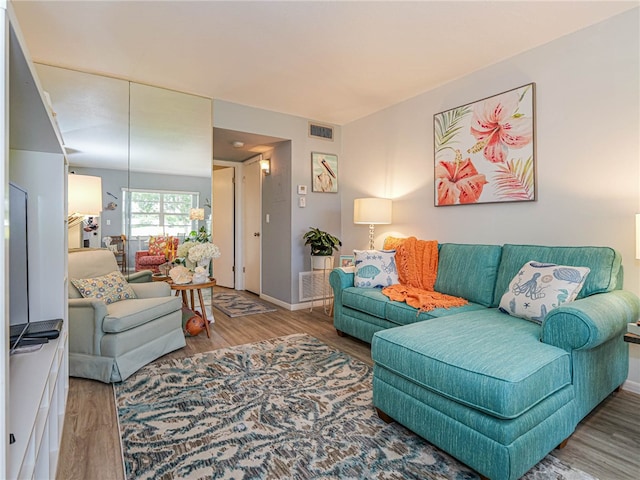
[103,296,182,333]
[342,287,389,318]
[493,245,621,307]
[71,271,137,304]
[385,299,486,326]
[435,243,502,307]
[499,261,590,324]
[372,309,571,419]
[137,254,166,266]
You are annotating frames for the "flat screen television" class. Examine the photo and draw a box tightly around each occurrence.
[9,182,30,349]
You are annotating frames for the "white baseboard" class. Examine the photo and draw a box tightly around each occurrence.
[622,378,640,395]
[259,293,293,310]
[259,293,333,313]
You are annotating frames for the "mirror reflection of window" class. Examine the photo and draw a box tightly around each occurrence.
[123,189,200,238]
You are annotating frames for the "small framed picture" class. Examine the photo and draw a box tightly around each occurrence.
[339,255,354,267]
[297,185,307,195]
[311,152,338,193]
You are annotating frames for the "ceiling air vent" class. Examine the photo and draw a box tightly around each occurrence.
[309,122,334,141]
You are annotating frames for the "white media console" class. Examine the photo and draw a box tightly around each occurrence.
[1,3,69,478]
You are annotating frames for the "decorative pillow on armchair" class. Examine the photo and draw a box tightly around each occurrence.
[499,261,590,324]
[354,250,399,288]
[148,236,168,256]
[71,271,137,304]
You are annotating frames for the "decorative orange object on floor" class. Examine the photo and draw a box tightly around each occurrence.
[185,314,206,337]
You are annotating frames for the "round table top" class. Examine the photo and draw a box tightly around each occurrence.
[169,278,217,290]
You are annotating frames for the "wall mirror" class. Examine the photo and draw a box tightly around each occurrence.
[36,64,213,272]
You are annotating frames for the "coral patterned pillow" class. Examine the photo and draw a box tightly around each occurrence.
[499,261,590,324]
[71,271,137,304]
[148,236,168,256]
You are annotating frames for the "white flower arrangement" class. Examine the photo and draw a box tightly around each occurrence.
[187,242,221,263]
[176,241,196,259]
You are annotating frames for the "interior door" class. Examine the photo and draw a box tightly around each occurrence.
[212,166,235,288]
[243,158,261,294]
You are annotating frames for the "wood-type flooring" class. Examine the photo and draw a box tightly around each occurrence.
[56,288,640,480]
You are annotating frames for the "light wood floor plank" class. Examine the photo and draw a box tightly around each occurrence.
[56,288,640,480]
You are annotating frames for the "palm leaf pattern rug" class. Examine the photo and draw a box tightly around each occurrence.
[114,334,595,480]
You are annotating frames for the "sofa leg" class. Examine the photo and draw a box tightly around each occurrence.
[614,384,622,393]
[376,408,394,424]
[336,329,346,337]
[556,437,570,449]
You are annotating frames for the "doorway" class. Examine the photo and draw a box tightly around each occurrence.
[212,166,235,288]
[242,157,262,295]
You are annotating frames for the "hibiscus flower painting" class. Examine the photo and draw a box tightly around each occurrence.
[434,83,536,206]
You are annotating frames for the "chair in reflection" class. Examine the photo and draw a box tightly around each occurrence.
[135,235,179,273]
[108,235,127,273]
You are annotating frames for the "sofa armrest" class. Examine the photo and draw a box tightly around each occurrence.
[68,298,108,355]
[329,268,355,318]
[329,268,355,291]
[131,281,172,298]
[127,270,153,283]
[542,290,640,351]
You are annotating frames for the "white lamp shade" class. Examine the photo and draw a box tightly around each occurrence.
[68,174,102,216]
[190,208,205,220]
[354,198,392,224]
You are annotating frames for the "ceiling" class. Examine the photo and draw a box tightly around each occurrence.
[12,1,638,128]
[213,128,288,163]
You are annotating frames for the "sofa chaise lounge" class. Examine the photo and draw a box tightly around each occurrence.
[329,242,639,480]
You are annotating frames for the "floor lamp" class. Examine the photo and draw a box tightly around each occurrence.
[68,174,103,249]
[353,198,392,250]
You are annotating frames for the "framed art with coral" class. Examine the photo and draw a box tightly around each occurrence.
[434,83,536,206]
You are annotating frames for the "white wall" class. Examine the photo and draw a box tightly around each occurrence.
[213,100,341,304]
[341,10,640,388]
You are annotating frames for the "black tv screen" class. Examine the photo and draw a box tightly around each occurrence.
[9,182,29,328]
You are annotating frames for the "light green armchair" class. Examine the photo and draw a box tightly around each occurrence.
[68,248,185,383]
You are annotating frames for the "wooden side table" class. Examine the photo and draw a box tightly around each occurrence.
[625,322,640,344]
[170,278,217,338]
[624,332,640,344]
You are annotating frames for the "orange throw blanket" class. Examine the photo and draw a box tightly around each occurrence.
[382,237,468,312]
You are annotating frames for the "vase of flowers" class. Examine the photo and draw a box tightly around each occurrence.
[174,227,221,274]
[188,242,221,271]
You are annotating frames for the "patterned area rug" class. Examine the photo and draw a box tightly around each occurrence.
[211,292,277,317]
[114,334,596,480]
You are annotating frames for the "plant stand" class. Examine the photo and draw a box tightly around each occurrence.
[310,255,333,315]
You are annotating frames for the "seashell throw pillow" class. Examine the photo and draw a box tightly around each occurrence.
[353,250,399,288]
[499,261,590,324]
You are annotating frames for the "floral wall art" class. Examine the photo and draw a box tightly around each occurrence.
[434,83,536,206]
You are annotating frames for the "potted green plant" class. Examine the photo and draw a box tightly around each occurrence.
[302,227,342,269]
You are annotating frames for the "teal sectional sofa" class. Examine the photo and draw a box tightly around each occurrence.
[329,243,639,480]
